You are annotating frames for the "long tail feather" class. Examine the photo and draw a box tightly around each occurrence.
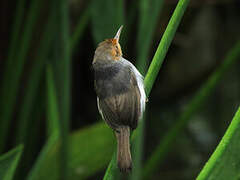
[115,126,132,172]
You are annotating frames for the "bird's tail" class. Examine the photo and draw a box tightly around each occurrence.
[115,126,132,172]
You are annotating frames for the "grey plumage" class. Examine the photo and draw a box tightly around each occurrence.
[92,26,146,172]
[93,59,141,130]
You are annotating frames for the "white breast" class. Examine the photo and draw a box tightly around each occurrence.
[119,58,146,117]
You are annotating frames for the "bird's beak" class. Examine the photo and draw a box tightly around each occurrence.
[114,25,123,42]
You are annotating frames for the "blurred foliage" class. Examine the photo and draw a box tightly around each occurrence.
[144,40,240,179]
[197,106,240,180]
[0,0,42,152]
[0,0,240,179]
[91,0,124,45]
[27,122,115,180]
[0,145,23,180]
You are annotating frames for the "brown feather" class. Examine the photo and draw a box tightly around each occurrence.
[115,126,132,172]
[98,71,141,130]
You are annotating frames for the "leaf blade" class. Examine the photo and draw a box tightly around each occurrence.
[0,0,42,152]
[197,106,240,180]
[143,40,240,179]
[27,122,115,180]
[0,145,23,180]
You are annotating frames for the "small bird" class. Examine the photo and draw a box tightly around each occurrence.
[92,26,146,172]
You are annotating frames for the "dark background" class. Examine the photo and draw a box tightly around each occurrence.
[0,0,240,179]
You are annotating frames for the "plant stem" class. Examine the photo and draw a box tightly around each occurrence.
[103,0,190,179]
[143,40,240,179]
[144,0,190,96]
[57,0,71,179]
[130,0,164,179]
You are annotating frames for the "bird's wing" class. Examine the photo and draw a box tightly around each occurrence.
[98,70,141,130]
[120,58,146,114]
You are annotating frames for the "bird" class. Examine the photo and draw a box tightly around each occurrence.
[92,26,146,172]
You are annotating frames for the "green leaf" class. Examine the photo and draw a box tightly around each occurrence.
[27,133,59,180]
[143,40,240,179]
[12,1,57,178]
[0,145,23,180]
[103,0,190,179]
[0,0,42,152]
[196,106,240,180]
[15,8,56,144]
[15,95,45,179]
[144,0,190,95]
[130,0,164,179]
[27,64,61,180]
[91,0,124,44]
[52,0,71,178]
[68,123,114,179]
[27,122,115,180]
[136,0,164,74]
[46,65,60,136]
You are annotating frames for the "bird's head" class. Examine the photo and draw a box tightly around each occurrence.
[93,26,123,65]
